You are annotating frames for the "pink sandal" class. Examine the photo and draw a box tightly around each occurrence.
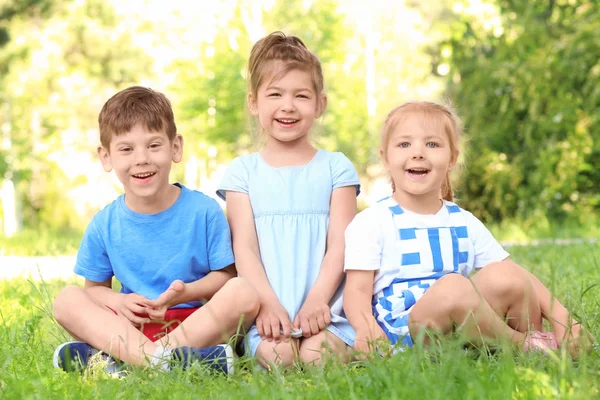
[523,331,559,353]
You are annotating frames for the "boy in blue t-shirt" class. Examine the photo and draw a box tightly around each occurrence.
[52,86,259,375]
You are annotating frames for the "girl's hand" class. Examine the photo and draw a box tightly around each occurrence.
[117,293,151,326]
[293,297,331,338]
[557,323,595,357]
[256,300,293,343]
[354,324,388,355]
[145,280,186,320]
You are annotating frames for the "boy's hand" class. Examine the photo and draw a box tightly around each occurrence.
[354,324,388,355]
[293,297,331,338]
[256,300,293,344]
[117,293,152,326]
[145,280,186,320]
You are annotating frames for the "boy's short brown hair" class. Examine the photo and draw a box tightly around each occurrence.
[98,86,177,148]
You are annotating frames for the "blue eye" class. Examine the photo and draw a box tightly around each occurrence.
[399,142,410,148]
[426,142,439,148]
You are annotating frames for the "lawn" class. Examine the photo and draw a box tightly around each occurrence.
[1,242,599,399]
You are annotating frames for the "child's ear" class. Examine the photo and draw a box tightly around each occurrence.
[380,148,389,170]
[171,134,184,163]
[98,146,112,172]
[247,93,259,116]
[316,94,327,118]
[449,150,460,170]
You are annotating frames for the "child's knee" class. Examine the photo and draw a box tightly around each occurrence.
[482,262,532,300]
[436,274,480,315]
[223,277,260,319]
[256,341,295,368]
[298,345,320,364]
[53,285,85,323]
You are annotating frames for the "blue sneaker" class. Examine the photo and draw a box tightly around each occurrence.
[172,344,234,374]
[53,341,122,375]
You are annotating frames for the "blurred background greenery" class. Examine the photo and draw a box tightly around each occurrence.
[0,0,599,255]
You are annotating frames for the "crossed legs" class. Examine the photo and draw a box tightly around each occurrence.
[53,277,260,366]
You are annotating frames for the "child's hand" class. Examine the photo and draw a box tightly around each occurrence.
[145,280,186,321]
[354,324,388,355]
[256,300,293,343]
[117,293,152,326]
[293,298,331,338]
[557,323,595,357]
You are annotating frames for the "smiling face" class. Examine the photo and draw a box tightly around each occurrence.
[382,113,456,213]
[98,123,183,213]
[248,62,325,148]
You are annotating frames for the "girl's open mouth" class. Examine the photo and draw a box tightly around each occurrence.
[275,118,299,126]
[407,168,429,178]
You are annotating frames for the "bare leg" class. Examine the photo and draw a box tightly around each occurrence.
[298,330,351,366]
[53,278,260,366]
[162,278,259,348]
[408,274,526,345]
[471,261,543,332]
[53,285,158,365]
[255,339,299,369]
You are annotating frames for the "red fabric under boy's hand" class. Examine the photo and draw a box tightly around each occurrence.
[145,280,186,321]
[116,293,152,326]
[256,300,294,344]
[293,297,331,338]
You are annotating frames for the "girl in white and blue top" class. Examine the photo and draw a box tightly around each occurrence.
[218,32,360,368]
[344,101,586,355]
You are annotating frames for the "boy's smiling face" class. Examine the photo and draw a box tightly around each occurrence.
[98,123,183,213]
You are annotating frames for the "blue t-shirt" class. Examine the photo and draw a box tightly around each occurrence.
[74,183,234,308]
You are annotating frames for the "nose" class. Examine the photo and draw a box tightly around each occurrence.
[411,143,425,160]
[281,95,296,112]
[134,148,149,165]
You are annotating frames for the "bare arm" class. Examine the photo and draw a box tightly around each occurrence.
[85,278,121,310]
[292,186,356,337]
[305,186,357,305]
[344,269,387,352]
[85,278,150,325]
[226,191,291,342]
[144,265,237,320]
[173,264,237,303]
[226,192,279,305]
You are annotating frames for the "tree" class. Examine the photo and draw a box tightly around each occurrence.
[438,0,600,224]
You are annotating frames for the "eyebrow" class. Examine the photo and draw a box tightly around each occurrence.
[394,134,444,140]
[113,135,166,146]
[266,85,313,93]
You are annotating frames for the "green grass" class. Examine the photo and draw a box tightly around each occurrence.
[0,228,82,256]
[1,242,600,399]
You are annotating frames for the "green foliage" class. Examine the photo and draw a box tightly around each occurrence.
[441,1,600,223]
[0,227,81,255]
[0,0,153,231]
[1,243,600,398]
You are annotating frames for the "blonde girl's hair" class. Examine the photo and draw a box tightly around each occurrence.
[247,31,325,110]
[380,101,462,201]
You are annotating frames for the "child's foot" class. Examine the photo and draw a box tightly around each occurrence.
[53,341,123,375]
[172,344,234,374]
[523,331,559,353]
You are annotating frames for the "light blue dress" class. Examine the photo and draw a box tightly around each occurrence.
[217,150,360,355]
